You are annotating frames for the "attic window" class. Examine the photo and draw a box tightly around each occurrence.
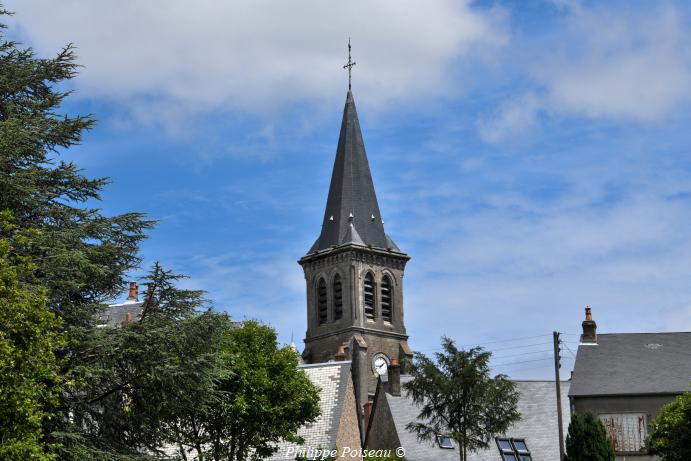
[317,278,328,324]
[363,273,375,321]
[437,435,454,449]
[497,438,531,461]
[381,275,393,323]
[333,274,343,321]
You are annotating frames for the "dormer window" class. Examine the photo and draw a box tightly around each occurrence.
[317,278,327,324]
[363,273,375,321]
[333,274,343,320]
[381,275,392,323]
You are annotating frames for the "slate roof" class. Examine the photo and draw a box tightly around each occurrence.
[307,91,401,254]
[265,361,352,461]
[385,377,570,461]
[570,332,691,397]
[99,300,144,328]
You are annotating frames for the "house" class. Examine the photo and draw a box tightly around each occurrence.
[99,281,144,327]
[365,362,570,461]
[265,359,362,461]
[569,307,691,460]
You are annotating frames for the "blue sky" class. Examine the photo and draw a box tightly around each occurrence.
[6,0,691,378]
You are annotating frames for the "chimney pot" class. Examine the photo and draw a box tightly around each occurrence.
[335,344,347,361]
[388,358,401,396]
[581,306,597,344]
[125,312,132,322]
[127,281,139,301]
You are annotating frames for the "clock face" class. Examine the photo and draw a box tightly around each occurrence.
[372,354,389,376]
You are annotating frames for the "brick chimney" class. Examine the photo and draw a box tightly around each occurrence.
[580,306,597,344]
[125,312,132,322]
[335,344,347,361]
[127,281,139,302]
[363,401,373,434]
[388,357,401,396]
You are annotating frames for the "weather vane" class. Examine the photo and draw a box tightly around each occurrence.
[343,38,356,91]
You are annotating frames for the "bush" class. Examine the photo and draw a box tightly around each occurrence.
[565,411,615,461]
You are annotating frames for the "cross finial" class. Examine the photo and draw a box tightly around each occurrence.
[343,38,356,91]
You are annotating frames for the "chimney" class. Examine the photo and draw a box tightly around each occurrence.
[388,357,401,396]
[363,401,373,434]
[125,312,132,323]
[127,281,139,301]
[335,344,347,361]
[580,306,597,344]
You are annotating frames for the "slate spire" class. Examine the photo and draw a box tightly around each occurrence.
[308,91,399,253]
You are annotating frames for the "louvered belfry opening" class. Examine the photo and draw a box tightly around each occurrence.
[333,274,343,320]
[381,275,392,323]
[317,278,328,324]
[364,273,375,321]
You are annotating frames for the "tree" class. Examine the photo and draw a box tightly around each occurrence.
[0,212,66,460]
[64,263,230,460]
[565,411,615,461]
[198,321,321,461]
[647,391,691,460]
[404,337,520,461]
[0,7,152,458]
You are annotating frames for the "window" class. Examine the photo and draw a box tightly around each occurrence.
[381,275,393,323]
[599,413,647,453]
[317,278,327,324]
[363,273,375,320]
[437,435,454,449]
[497,438,532,461]
[333,274,343,320]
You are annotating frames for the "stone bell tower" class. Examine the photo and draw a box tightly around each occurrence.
[299,90,412,407]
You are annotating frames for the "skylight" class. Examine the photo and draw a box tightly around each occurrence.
[497,438,532,461]
[437,435,454,449]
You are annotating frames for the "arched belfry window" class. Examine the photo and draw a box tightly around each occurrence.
[363,273,375,321]
[333,274,343,321]
[381,275,393,323]
[317,278,328,324]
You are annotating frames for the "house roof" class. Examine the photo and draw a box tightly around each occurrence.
[384,377,570,461]
[265,361,352,461]
[307,91,402,255]
[99,300,144,328]
[569,332,691,397]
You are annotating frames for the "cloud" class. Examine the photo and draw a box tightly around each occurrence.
[542,4,691,121]
[476,92,543,142]
[5,0,506,115]
[478,3,691,142]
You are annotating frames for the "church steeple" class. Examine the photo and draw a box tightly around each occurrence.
[308,91,399,254]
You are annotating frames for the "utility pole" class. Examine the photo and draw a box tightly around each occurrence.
[553,331,565,461]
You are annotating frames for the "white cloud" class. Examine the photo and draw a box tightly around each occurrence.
[542,5,691,121]
[5,0,506,114]
[477,3,691,141]
[476,92,543,142]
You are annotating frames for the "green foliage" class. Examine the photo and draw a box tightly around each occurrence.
[0,7,152,458]
[404,337,520,461]
[59,263,228,460]
[565,411,615,461]
[0,213,66,460]
[647,391,691,460]
[194,321,321,461]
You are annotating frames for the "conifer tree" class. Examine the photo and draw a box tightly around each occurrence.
[404,338,521,461]
[565,412,615,461]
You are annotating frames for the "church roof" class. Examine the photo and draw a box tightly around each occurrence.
[308,91,401,254]
[264,361,353,460]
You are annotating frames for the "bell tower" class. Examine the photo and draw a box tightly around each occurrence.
[299,89,412,404]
